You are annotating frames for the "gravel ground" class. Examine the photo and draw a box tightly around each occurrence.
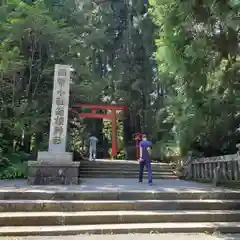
[1,234,240,240]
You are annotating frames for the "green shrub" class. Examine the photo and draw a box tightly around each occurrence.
[0,151,28,179]
[0,162,27,179]
[116,150,125,160]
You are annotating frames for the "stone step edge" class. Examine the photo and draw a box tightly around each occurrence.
[91,170,175,172]
[80,175,177,177]
[1,190,240,194]
[80,164,173,167]
[80,168,174,171]
[1,222,240,235]
[1,199,240,204]
[81,174,176,176]
[1,210,240,218]
[80,166,174,169]
[80,169,174,175]
[80,176,177,178]
[79,166,172,169]
[80,167,174,170]
[80,174,176,176]
[80,170,174,173]
[81,162,172,165]
[81,159,170,165]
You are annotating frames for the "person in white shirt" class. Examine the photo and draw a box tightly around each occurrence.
[89,134,98,161]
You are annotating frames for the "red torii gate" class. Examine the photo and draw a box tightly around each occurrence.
[70,104,128,158]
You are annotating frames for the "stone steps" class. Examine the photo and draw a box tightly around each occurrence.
[80,171,175,176]
[80,160,172,167]
[1,190,240,235]
[80,173,177,179]
[81,176,178,179]
[0,189,240,236]
[80,160,172,168]
[80,167,174,172]
[1,199,240,211]
[1,191,240,200]
[1,210,240,226]
[81,159,170,165]
[81,161,172,166]
[79,160,176,179]
[79,168,174,173]
[80,169,174,173]
[79,168,175,173]
[1,222,240,236]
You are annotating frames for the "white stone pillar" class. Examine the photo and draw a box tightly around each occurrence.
[48,64,71,153]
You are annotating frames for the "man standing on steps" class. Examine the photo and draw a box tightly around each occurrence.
[138,134,153,185]
[89,134,98,161]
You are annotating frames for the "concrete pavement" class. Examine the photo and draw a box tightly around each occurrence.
[0,178,235,192]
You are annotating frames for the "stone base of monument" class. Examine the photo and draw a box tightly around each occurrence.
[27,152,80,185]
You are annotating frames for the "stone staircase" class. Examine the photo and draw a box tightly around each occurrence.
[1,189,240,235]
[79,159,177,179]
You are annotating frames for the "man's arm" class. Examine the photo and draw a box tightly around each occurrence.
[147,141,152,155]
[139,142,143,159]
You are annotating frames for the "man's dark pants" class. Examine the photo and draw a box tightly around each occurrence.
[138,159,152,183]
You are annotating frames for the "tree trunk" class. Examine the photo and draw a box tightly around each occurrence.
[23,133,31,153]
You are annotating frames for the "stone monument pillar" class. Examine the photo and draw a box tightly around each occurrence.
[28,64,80,185]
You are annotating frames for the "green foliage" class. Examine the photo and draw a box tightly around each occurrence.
[0,150,28,179]
[0,0,239,180]
[0,162,27,179]
[150,0,240,157]
[115,150,125,160]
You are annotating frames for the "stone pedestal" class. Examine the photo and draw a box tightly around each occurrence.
[37,151,73,163]
[236,143,240,156]
[28,158,80,185]
[27,64,80,185]
[28,152,80,185]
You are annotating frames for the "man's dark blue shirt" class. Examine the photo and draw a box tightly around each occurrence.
[139,140,152,160]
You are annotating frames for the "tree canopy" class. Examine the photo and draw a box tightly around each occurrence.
[0,0,239,178]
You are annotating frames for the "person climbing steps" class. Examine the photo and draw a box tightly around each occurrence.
[138,134,153,185]
[89,134,98,161]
